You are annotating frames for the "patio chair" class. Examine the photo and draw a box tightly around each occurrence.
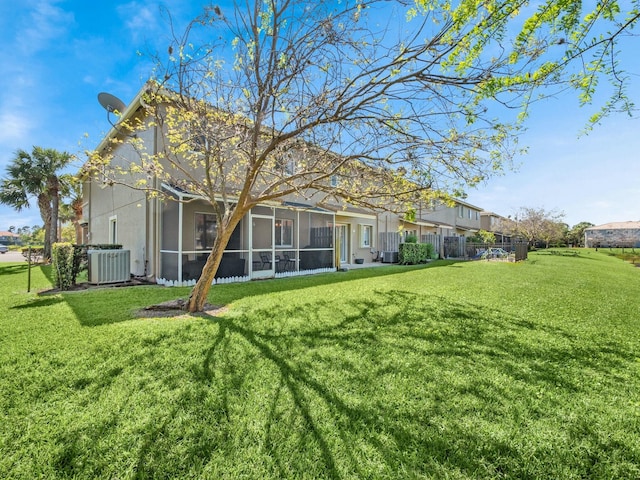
[259,253,271,269]
[281,253,294,271]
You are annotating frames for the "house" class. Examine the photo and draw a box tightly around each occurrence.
[83,85,384,285]
[584,221,640,248]
[83,84,491,285]
[0,231,20,245]
[373,198,484,259]
[480,211,513,243]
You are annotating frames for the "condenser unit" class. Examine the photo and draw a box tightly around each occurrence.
[381,251,398,263]
[88,249,130,284]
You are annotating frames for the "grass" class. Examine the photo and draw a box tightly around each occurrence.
[1,251,639,479]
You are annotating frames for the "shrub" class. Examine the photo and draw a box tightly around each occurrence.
[52,243,74,290]
[404,234,418,243]
[425,242,435,259]
[20,247,45,264]
[399,243,435,264]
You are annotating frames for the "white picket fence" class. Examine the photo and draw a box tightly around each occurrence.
[157,267,334,287]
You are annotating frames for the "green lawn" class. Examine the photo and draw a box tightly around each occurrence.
[1,251,639,479]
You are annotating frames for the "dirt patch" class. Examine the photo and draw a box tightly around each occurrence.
[40,279,229,318]
[137,298,229,318]
[41,277,158,294]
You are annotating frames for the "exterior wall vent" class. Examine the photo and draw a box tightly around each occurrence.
[88,249,130,284]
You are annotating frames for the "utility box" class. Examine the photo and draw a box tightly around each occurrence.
[88,249,130,284]
[381,251,398,263]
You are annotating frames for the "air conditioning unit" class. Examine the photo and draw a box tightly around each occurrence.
[88,249,130,284]
[381,251,398,263]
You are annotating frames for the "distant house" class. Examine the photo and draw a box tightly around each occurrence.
[584,221,640,248]
[480,211,513,243]
[0,231,20,245]
[376,199,484,259]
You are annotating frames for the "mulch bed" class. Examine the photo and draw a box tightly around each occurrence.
[137,298,228,318]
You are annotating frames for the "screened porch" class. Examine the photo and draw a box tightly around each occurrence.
[157,185,335,286]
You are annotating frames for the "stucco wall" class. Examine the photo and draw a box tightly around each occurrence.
[86,126,156,276]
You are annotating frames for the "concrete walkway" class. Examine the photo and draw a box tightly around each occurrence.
[0,251,24,263]
[338,261,392,270]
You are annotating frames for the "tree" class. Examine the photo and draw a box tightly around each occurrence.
[0,147,74,259]
[88,1,640,311]
[58,177,85,245]
[566,221,594,247]
[539,219,568,248]
[510,207,566,247]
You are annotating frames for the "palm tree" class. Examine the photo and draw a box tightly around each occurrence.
[0,147,73,259]
[58,176,85,244]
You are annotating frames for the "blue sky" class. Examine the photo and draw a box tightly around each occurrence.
[0,0,638,232]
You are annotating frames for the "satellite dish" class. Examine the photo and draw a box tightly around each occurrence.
[98,92,127,114]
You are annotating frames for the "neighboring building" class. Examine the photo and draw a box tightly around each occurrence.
[425,199,483,236]
[0,231,20,245]
[375,199,483,259]
[480,211,513,243]
[584,221,640,248]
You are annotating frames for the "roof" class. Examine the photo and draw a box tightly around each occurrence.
[321,203,377,219]
[281,201,332,213]
[585,221,640,231]
[455,199,483,211]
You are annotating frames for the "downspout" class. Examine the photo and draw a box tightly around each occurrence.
[87,180,92,244]
[178,191,184,284]
[150,123,160,281]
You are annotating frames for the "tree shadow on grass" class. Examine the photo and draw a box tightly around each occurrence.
[101,289,639,479]
[28,274,636,478]
[10,296,64,310]
[0,263,29,276]
[56,261,462,327]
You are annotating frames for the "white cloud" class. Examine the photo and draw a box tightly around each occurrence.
[18,0,74,55]
[117,2,161,43]
[0,112,32,143]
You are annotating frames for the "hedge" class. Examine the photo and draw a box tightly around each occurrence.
[52,243,74,290]
[398,243,435,264]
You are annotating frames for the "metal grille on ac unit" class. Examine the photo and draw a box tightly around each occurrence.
[88,250,130,284]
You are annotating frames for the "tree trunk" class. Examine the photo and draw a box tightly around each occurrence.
[184,212,242,313]
[38,193,52,260]
[50,180,59,251]
[73,221,83,244]
[72,198,84,244]
[185,246,225,312]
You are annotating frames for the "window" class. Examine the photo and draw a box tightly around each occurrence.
[468,209,472,219]
[189,121,212,152]
[276,155,296,176]
[458,205,464,218]
[360,224,373,248]
[195,213,217,249]
[275,218,293,247]
[330,175,338,187]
